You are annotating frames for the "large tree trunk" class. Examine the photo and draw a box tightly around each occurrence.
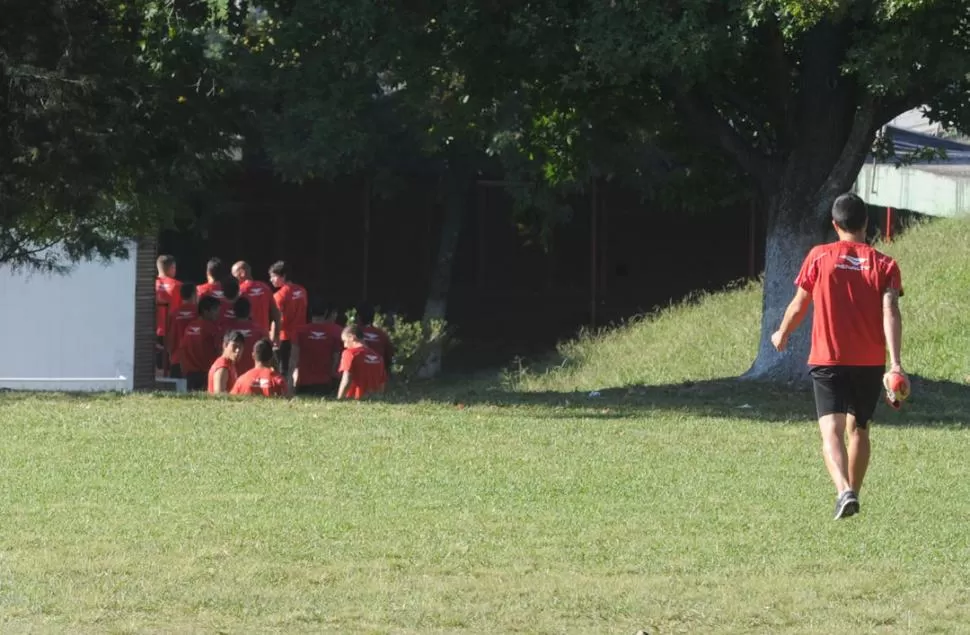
[417,173,467,379]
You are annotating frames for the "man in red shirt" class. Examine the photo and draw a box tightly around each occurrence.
[165,283,198,379]
[337,325,387,400]
[155,255,182,373]
[290,301,344,397]
[196,257,226,300]
[232,260,282,335]
[268,260,308,378]
[208,330,244,394]
[177,296,223,392]
[356,302,395,377]
[220,297,269,375]
[772,192,904,520]
[217,276,240,327]
[231,339,289,397]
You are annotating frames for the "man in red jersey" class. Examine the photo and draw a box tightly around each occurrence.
[221,297,269,375]
[231,339,288,397]
[336,325,387,400]
[356,302,395,377]
[155,255,182,373]
[165,283,198,379]
[216,276,240,327]
[177,296,223,392]
[196,257,226,300]
[290,300,344,397]
[231,260,282,335]
[772,193,904,520]
[268,260,308,378]
[208,330,244,394]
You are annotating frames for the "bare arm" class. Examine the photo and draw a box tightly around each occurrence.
[212,368,229,394]
[771,287,812,351]
[337,371,351,399]
[883,288,903,372]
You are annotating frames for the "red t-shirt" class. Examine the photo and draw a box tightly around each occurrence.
[219,318,269,375]
[240,280,276,331]
[216,300,237,331]
[231,367,288,396]
[197,281,224,301]
[293,321,343,386]
[795,241,903,367]
[273,282,308,341]
[361,325,393,363]
[177,318,221,373]
[166,304,198,365]
[155,276,182,337]
[338,345,387,399]
[207,356,238,394]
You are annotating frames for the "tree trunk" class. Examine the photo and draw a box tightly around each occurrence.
[743,205,827,382]
[418,174,467,379]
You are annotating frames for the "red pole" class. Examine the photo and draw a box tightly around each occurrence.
[886,207,893,242]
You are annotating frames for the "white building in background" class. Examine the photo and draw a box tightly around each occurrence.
[853,107,970,218]
[0,238,158,392]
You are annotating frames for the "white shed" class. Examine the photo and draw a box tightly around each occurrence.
[0,237,158,392]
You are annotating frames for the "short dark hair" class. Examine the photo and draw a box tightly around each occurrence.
[206,257,226,279]
[342,324,363,340]
[179,282,197,302]
[310,298,331,318]
[222,276,240,301]
[198,295,221,315]
[831,193,868,232]
[355,302,375,326]
[157,254,175,272]
[223,330,245,346]
[253,338,274,364]
[268,260,289,278]
[234,296,251,319]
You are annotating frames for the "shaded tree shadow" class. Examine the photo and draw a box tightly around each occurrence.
[388,375,970,429]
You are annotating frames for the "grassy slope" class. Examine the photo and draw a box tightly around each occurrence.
[0,219,968,634]
[514,217,970,392]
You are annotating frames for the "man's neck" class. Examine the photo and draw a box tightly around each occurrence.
[837,231,867,244]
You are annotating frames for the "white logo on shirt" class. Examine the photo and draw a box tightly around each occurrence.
[309,331,327,340]
[292,290,304,299]
[836,255,870,271]
[238,329,251,338]
[211,290,225,298]
[248,287,264,297]
[364,332,379,342]
[365,354,382,364]
[186,326,201,335]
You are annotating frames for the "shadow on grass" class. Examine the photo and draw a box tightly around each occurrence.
[387,375,970,428]
[2,375,967,429]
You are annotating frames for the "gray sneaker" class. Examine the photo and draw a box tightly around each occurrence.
[834,490,860,519]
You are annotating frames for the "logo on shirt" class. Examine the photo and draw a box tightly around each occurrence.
[211,290,225,298]
[836,255,870,271]
[238,329,252,338]
[292,289,304,299]
[254,378,271,388]
[248,287,264,297]
[364,332,379,342]
[186,326,201,336]
[178,310,194,320]
[365,354,382,364]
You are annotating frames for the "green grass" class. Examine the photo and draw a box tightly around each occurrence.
[2,218,970,633]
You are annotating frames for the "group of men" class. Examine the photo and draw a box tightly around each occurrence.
[154,257,391,399]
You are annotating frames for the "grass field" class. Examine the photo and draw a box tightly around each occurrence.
[1,219,969,633]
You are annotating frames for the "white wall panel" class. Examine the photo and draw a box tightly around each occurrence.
[0,245,137,391]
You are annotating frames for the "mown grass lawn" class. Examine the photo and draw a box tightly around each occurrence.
[1,381,968,634]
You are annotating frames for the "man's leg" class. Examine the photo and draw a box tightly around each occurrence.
[847,414,871,493]
[818,413,852,494]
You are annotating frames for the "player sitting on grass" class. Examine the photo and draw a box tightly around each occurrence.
[772,192,905,520]
[208,330,244,394]
[231,339,289,397]
[336,325,387,400]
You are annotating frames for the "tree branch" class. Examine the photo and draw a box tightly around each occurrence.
[673,89,777,193]
[813,93,878,218]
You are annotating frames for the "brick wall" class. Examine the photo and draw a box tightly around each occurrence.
[132,235,158,391]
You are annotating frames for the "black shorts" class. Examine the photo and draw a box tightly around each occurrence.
[169,363,183,379]
[185,371,206,392]
[277,340,292,376]
[156,336,165,370]
[810,365,884,429]
[295,383,335,398]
